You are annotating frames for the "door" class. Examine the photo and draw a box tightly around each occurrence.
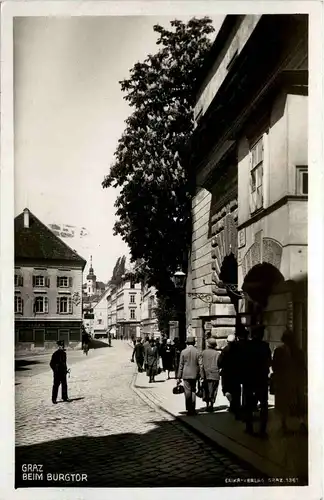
[59,329,69,347]
[34,329,45,347]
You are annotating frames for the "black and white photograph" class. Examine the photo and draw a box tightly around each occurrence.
[0,1,323,498]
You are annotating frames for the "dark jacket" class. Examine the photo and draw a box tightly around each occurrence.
[132,343,144,361]
[178,345,201,380]
[200,348,221,381]
[50,349,67,373]
[243,339,272,386]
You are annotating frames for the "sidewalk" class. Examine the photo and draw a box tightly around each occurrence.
[132,369,308,483]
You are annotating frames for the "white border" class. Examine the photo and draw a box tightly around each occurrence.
[1,2,323,500]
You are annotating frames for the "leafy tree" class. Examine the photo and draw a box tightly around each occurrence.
[109,255,126,287]
[103,18,214,334]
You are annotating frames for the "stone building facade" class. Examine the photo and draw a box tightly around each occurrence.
[15,209,86,351]
[188,14,308,352]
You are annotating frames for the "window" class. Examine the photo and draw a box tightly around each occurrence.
[15,275,23,287]
[15,295,23,314]
[130,309,136,320]
[33,276,50,288]
[57,276,72,288]
[34,296,49,314]
[18,329,33,342]
[250,138,264,213]
[97,319,102,325]
[57,296,72,314]
[296,166,308,195]
[130,294,135,304]
[130,279,135,289]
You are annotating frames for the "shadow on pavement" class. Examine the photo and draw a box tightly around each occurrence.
[89,340,110,350]
[55,397,85,404]
[15,418,265,489]
[15,360,42,371]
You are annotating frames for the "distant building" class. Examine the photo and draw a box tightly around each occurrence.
[140,284,159,338]
[107,271,141,340]
[82,256,106,297]
[92,287,112,338]
[15,208,86,351]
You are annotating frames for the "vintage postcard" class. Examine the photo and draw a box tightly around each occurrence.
[0,1,323,499]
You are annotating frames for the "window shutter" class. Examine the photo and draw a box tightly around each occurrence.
[68,297,73,314]
[57,297,60,313]
[69,277,73,287]
[57,276,60,288]
[46,277,50,288]
[33,276,36,288]
[45,297,49,313]
[21,299,24,315]
[20,276,24,287]
[33,299,37,315]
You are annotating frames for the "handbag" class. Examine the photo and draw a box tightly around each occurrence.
[173,384,184,395]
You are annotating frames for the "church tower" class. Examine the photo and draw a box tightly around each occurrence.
[86,255,97,296]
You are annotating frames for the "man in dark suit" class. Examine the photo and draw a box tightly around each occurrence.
[243,325,272,438]
[177,336,201,416]
[50,341,70,404]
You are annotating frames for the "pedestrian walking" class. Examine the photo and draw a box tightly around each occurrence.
[144,338,159,383]
[131,337,145,372]
[160,337,167,371]
[177,336,201,416]
[217,334,241,418]
[173,337,182,376]
[243,325,272,438]
[272,328,307,434]
[163,339,175,379]
[236,324,250,418]
[200,337,220,412]
[50,340,70,404]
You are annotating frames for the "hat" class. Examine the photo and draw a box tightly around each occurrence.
[167,339,171,344]
[207,337,217,348]
[57,340,64,347]
[186,336,195,343]
[227,334,235,343]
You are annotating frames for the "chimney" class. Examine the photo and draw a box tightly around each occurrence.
[23,208,29,228]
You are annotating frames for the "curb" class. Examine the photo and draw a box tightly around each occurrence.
[131,372,288,479]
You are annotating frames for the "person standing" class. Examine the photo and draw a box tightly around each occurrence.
[200,337,221,412]
[177,336,201,416]
[218,334,241,418]
[50,341,70,404]
[131,338,145,372]
[243,325,272,438]
[272,329,307,433]
[145,338,159,383]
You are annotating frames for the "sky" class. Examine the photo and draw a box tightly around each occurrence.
[14,15,223,282]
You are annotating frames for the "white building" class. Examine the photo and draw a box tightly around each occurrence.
[140,284,159,338]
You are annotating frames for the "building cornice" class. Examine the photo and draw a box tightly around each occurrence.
[237,195,308,231]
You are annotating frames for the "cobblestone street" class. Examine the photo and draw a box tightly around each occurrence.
[15,342,258,488]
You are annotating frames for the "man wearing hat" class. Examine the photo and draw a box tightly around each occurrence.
[200,337,221,412]
[177,336,201,416]
[49,340,70,404]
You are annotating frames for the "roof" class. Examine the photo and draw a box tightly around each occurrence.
[96,281,106,289]
[193,15,242,100]
[15,209,86,268]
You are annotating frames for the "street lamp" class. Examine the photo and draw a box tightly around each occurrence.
[172,269,186,289]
